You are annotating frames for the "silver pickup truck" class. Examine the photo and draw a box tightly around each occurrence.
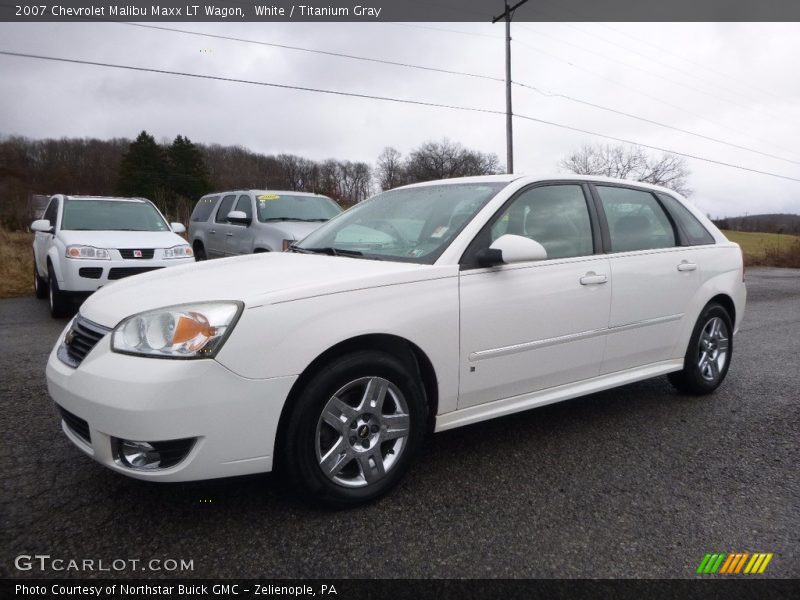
[188,190,342,259]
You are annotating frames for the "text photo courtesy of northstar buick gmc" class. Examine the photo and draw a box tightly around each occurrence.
[45,175,745,507]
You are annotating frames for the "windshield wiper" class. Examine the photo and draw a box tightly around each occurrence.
[295,246,363,257]
[263,217,326,222]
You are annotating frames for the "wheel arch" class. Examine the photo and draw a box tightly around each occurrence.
[274,333,439,464]
[708,293,735,327]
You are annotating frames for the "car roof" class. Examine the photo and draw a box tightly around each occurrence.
[202,190,332,198]
[63,196,149,203]
[397,174,685,197]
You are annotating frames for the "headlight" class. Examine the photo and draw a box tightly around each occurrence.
[164,245,194,259]
[111,302,243,358]
[66,245,110,260]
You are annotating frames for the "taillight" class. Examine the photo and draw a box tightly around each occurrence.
[741,247,746,282]
[282,239,293,252]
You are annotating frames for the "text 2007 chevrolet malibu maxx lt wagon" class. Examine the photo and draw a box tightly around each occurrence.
[47,176,746,507]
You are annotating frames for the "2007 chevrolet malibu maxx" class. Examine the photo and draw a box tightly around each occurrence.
[47,175,746,506]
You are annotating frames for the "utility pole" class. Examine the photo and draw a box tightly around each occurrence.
[492,0,529,174]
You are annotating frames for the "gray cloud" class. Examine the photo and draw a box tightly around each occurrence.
[1,21,798,217]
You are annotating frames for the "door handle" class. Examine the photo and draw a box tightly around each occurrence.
[209,229,216,234]
[677,261,697,272]
[226,233,233,237]
[580,272,608,285]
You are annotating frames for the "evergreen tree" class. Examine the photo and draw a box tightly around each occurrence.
[167,135,211,201]
[116,131,168,202]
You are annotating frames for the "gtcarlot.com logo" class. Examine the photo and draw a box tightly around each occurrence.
[697,552,773,575]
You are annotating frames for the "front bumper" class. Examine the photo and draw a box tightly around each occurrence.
[46,334,297,481]
[59,257,195,293]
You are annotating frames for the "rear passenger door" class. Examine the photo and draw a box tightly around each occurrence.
[207,194,237,258]
[592,184,700,373]
[227,194,255,255]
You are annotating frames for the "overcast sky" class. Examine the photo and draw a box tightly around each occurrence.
[1,18,799,217]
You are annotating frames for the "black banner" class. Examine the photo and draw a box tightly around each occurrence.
[3,579,800,600]
[3,0,800,23]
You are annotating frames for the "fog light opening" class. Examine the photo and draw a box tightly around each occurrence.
[119,440,162,470]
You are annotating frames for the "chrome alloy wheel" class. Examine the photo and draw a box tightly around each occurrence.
[315,376,410,488]
[697,316,729,382]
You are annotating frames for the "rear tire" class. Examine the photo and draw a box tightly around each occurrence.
[279,350,427,508]
[47,264,71,318]
[194,243,207,261]
[33,259,47,299]
[668,303,733,395]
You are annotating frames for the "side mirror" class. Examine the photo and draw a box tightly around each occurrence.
[227,210,251,225]
[31,219,53,234]
[476,234,548,267]
[170,222,186,234]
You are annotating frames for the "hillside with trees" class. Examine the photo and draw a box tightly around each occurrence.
[1,134,500,230]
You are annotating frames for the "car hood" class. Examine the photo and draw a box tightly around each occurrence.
[80,253,455,327]
[264,220,330,241]
[58,230,187,248]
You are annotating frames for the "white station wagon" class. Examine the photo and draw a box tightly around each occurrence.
[46,176,746,507]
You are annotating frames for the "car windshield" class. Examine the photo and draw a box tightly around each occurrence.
[61,199,170,232]
[294,182,508,264]
[256,193,342,222]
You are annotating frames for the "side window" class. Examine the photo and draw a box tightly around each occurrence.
[596,186,676,252]
[191,196,218,222]
[215,194,237,223]
[490,184,594,259]
[43,197,59,226]
[234,195,253,221]
[656,193,715,246]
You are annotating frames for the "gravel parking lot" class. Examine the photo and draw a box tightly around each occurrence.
[1,267,798,578]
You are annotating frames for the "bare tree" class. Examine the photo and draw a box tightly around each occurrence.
[376,147,406,191]
[404,139,500,183]
[559,144,692,196]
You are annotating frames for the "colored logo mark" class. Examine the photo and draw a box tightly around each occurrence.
[697,552,773,574]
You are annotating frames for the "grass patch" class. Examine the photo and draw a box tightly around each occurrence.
[0,228,34,298]
[721,229,800,267]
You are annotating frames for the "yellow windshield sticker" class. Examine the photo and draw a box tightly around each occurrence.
[257,194,280,201]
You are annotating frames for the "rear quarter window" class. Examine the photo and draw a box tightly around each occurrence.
[191,196,219,222]
[656,193,715,246]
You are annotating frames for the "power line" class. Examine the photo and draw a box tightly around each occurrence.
[119,22,800,167]
[120,22,504,83]
[2,49,799,184]
[511,37,800,161]
[512,81,800,166]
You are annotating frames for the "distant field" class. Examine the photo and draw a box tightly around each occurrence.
[0,228,33,299]
[721,229,800,265]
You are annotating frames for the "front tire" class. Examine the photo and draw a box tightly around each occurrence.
[33,259,47,299]
[279,351,427,508]
[47,264,71,318]
[193,243,207,261]
[668,303,733,395]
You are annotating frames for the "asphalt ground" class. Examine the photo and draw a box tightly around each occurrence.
[1,267,798,579]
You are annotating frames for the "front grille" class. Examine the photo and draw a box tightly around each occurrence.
[57,315,111,368]
[57,405,91,444]
[119,249,155,259]
[79,267,103,279]
[108,266,163,280]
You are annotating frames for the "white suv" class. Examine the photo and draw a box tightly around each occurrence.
[32,195,195,317]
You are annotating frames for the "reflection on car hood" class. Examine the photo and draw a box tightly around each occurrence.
[58,230,186,248]
[79,252,455,327]
[263,220,329,241]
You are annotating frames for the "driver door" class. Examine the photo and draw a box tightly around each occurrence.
[458,183,611,409]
